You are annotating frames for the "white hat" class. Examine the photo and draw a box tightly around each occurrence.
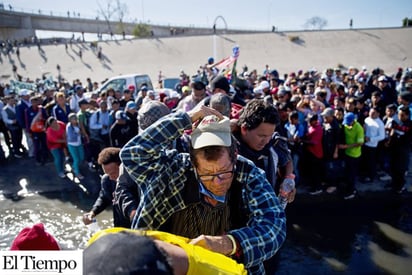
[253,87,264,98]
[147,90,155,97]
[19,89,30,96]
[259,80,270,90]
[191,115,231,149]
[115,110,128,120]
[378,75,388,82]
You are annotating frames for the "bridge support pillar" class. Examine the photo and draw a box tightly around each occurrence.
[0,15,34,40]
[0,28,35,40]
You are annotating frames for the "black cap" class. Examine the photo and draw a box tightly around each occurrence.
[192,81,206,90]
[84,231,173,275]
[269,69,279,79]
[210,75,230,93]
[400,91,412,102]
[78,98,89,106]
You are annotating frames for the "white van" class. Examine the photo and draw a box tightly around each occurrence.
[97,74,154,96]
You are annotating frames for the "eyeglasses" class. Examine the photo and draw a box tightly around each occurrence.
[196,170,234,182]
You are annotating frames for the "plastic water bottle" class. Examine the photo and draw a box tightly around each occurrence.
[88,218,100,234]
[278,175,295,209]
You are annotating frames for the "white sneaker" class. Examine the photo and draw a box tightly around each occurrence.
[379,175,392,181]
[344,193,356,200]
[396,185,406,194]
[309,189,323,195]
[344,190,357,200]
[326,186,337,194]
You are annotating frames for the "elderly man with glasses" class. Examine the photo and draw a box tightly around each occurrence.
[120,105,286,275]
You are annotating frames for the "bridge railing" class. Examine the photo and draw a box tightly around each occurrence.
[2,4,97,20]
[0,5,270,32]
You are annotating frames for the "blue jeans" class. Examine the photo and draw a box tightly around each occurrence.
[68,144,84,175]
[50,148,65,174]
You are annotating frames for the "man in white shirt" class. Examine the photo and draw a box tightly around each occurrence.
[178,81,207,112]
[361,107,385,182]
[69,85,84,113]
[89,100,111,159]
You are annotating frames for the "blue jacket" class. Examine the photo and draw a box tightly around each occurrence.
[16,100,30,129]
[52,104,71,124]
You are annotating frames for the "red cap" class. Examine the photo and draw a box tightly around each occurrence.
[127,84,135,92]
[10,223,60,250]
[270,87,279,95]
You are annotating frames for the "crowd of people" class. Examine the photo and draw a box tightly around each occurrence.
[1,64,411,192]
[1,63,412,274]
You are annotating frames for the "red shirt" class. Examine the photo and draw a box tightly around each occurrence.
[46,121,66,149]
[306,122,323,159]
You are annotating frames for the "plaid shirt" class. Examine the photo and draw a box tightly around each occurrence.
[120,111,286,274]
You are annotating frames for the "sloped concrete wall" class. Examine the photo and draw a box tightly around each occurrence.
[1,28,411,84]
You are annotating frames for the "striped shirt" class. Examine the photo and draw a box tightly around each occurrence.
[120,111,286,274]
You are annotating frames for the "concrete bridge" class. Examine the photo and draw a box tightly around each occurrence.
[0,9,255,41]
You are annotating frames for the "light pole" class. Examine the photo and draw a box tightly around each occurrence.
[212,16,228,61]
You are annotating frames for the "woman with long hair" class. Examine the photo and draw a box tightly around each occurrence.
[45,116,67,178]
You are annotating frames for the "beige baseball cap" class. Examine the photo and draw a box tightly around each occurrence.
[191,115,231,149]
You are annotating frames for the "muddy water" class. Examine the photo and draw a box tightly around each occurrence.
[0,192,112,250]
[277,195,412,274]
[0,138,411,273]
[1,187,411,274]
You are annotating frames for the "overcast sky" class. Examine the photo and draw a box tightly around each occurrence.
[4,0,412,31]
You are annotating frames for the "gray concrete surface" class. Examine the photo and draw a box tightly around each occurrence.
[1,27,411,86]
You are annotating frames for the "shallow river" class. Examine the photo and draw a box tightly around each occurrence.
[1,184,411,274]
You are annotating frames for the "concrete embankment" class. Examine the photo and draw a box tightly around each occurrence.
[1,27,411,84]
